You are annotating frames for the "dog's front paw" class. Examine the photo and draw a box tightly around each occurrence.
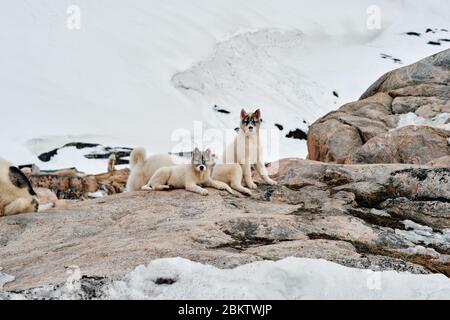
[141,186,152,191]
[232,191,244,198]
[265,178,277,186]
[199,189,209,196]
[248,182,258,189]
[38,203,55,212]
[227,188,243,197]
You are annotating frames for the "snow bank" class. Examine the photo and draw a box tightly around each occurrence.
[4,257,450,300]
[1,0,449,172]
[103,258,450,300]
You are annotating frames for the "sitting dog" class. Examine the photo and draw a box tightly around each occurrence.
[0,158,39,216]
[212,108,277,195]
[141,148,234,196]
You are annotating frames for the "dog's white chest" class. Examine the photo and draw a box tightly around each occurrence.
[234,135,259,164]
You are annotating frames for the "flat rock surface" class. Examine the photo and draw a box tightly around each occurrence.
[1,159,449,291]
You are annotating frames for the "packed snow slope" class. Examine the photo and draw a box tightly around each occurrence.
[1,0,449,172]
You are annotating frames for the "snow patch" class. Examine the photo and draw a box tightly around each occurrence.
[100,258,450,300]
[21,139,131,174]
[400,246,440,258]
[5,258,450,300]
[395,220,450,249]
[396,113,450,131]
[370,209,391,217]
[0,273,15,290]
[87,191,107,199]
[34,146,127,175]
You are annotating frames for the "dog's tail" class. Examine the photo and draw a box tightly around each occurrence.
[129,147,146,168]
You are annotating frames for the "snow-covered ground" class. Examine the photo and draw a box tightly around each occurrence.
[1,0,449,172]
[396,220,450,254]
[104,257,450,300]
[3,257,450,300]
[0,273,15,290]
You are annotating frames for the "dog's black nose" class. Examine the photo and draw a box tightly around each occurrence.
[199,165,205,171]
[248,126,254,130]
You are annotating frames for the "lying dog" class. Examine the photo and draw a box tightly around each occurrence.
[127,147,234,196]
[141,148,234,196]
[126,148,176,192]
[0,158,39,216]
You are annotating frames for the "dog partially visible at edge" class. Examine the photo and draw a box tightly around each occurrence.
[212,108,277,195]
[0,158,39,216]
[141,148,235,196]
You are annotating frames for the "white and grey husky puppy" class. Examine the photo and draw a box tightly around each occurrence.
[127,148,234,196]
[141,148,234,196]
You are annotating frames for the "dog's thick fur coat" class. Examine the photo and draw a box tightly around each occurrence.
[127,148,234,196]
[0,159,39,216]
[126,148,176,192]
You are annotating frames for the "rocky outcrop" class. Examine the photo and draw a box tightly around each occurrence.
[360,50,450,100]
[307,49,450,164]
[28,170,98,199]
[0,159,448,292]
[428,156,450,167]
[347,126,450,164]
[25,169,129,200]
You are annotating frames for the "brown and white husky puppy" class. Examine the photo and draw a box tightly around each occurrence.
[212,109,277,195]
[0,158,39,216]
[141,148,234,196]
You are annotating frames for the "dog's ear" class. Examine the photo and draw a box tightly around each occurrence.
[192,147,200,159]
[9,166,36,196]
[204,148,212,157]
[240,109,247,119]
[254,109,261,121]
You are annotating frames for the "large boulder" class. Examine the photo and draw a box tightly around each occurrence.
[308,49,450,164]
[1,159,449,292]
[428,156,450,167]
[306,118,363,163]
[360,50,450,100]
